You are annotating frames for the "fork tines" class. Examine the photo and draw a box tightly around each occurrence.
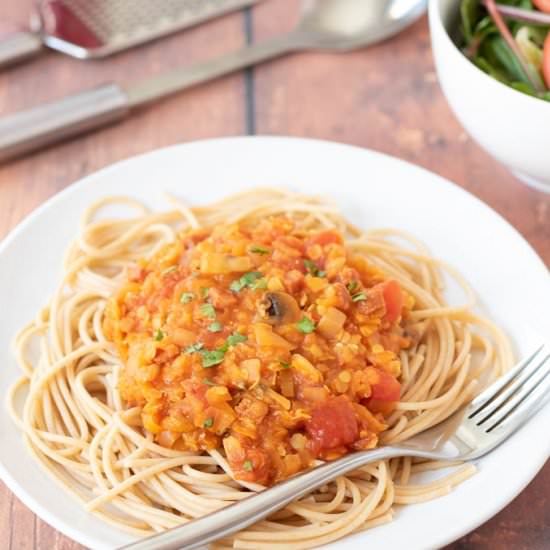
[468,343,550,433]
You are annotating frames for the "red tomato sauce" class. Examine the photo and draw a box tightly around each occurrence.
[104,216,412,485]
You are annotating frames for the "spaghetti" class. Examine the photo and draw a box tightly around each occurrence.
[7,188,513,549]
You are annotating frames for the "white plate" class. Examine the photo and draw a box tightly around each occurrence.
[0,137,549,550]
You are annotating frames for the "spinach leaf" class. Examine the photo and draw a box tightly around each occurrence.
[459,0,549,101]
[461,0,481,42]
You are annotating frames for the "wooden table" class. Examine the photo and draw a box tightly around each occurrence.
[1,2,548,549]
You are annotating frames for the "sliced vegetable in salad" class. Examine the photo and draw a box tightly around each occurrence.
[461,0,550,101]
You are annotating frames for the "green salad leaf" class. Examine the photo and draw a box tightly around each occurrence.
[460,0,549,101]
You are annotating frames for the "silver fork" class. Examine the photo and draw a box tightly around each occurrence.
[120,343,550,550]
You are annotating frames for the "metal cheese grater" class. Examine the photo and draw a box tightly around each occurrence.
[0,0,262,69]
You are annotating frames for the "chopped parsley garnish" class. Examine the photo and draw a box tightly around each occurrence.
[154,329,165,341]
[200,303,216,319]
[303,259,325,277]
[196,333,247,367]
[226,332,247,348]
[180,292,194,304]
[203,418,214,428]
[351,292,367,303]
[230,271,263,292]
[347,280,358,293]
[208,321,222,333]
[200,349,225,368]
[296,317,316,334]
[280,360,291,369]
[203,378,217,386]
[201,287,210,299]
[161,265,177,276]
[185,342,204,354]
[250,246,270,255]
[243,460,254,472]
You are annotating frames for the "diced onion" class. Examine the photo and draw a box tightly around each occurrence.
[278,369,295,398]
[291,354,322,382]
[254,324,295,350]
[200,253,252,274]
[317,307,346,338]
[290,433,307,451]
[242,359,261,389]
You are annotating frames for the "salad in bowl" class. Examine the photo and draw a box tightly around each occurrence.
[429,0,550,192]
[460,0,550,101]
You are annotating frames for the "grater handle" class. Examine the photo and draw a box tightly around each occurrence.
[0,31,43,69]
[0,83,129,163]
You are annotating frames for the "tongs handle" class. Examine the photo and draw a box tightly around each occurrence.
[0,30,43,69]
[0,83,129,163]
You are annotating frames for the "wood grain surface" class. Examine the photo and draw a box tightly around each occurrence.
[0,1,548,549]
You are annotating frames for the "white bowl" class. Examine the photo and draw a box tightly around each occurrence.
[428,0,550,193]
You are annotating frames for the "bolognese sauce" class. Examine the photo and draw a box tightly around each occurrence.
[104,216,413,486]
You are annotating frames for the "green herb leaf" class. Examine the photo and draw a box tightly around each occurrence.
[280,360,291,369]
[352,292,367,303]
[303,259,325,277]
[203,378,217,386]
[200,349,225,368]
[154,329,165,341]
[459,1,550,102]
[460,0,480,44]
[244,272,262,287]
[296,317,316,334]
[180,292,194,304]
[161,265,177,276]
[203,417,214,428]
[250,246,270,255]
[243,460,254,472]
[200,303,217,320]
[229,280,243,292]
[303,259,316,274]
[347,280,358,293]
[201,287,210,299]
[226,332,247,348]
[208,321,223,333]
[185,342,204,354]
[230,271,263,292]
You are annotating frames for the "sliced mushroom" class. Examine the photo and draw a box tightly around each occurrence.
[259,292,301,325]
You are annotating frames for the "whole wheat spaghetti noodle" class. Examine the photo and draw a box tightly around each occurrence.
[7,188,513,549]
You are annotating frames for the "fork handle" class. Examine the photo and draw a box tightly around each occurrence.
[119,446,433,550]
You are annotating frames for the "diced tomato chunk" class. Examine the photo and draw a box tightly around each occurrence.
[127,265,145,282]
[182,379,208,406]
[533,0,550,14]
[370,370,400,402]
[382,280,403,323]
[223,435,272,485]
[368,399,396,415]
[544,32,550,89]
[208,287,237,309]
[308,230,343,246]
[306,396,358,453]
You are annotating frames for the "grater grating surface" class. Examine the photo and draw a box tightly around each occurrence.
[38,0,261,58]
